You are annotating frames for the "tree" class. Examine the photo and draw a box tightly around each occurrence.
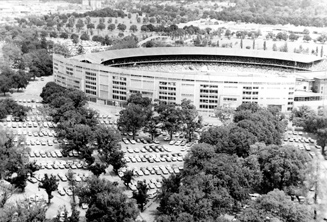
[76,177,139,222]
[87,163,107,177]
[239,189,312,222]
[144,116,159,141]
[107,149,126,174]
[251,144,311,193]
[85,16,91,25]
[75,18,85,32]
[303,34,311,42]
[157,145,255,221]
[77,44,85,55]
[87,23,95,31]
[303,28,310,35]
[0,181,16,208]
[0,76,12,95]
[317,33,327,43]
[66,170,77,205]
[117,23,127,32]
[127,92,152,107]
[40,82,66,103]
[39,174,58,204]
[80,32,90,41]
[11,70,29,91]
[279,42,288,52]
[289,32,299,41]
[117,103,150,139]
[272,43,277,51]
[96,23,106,33]
[157,103,182,140]
[317,128,327,154]
[121,170,134,186]
[276,32,288,41]
[132,181,149,212]
[60,32,69,39]
[50,31,58,38]
[214,105,234,126]
[225,29,231,38]
[108,23,116,31]
[180,99,202,142]
[56,124,94,162]
[130,24,138,32]
[0,198,47,221]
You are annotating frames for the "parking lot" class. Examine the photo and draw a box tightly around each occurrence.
[0,76,217,221]
[282,130,321,159]
[0,95,197,219]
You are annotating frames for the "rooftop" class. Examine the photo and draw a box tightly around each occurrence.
[71,47,323,65]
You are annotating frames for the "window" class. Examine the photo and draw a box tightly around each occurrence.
[86,89,96,95]
[243,87,252,90]
[86,85,96,90]
[86,76,96,81]
[86,81,96,85]
[85,71,96,76]
[223,98,237,101]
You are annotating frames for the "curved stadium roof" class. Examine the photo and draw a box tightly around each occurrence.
[72,47,323,65]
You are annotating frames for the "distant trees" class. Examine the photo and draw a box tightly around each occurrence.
[303,34,312,42]
[130,24,138,32]
[96,23,106,33]
[80,32,90,41]
[108,23,116,31]
[60,32,69,39]
[75,18,85,32]
[117,23,127,32]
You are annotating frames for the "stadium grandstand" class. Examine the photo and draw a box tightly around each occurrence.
[53,47,326,113]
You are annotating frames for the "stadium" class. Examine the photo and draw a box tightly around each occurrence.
[53,47,326,113]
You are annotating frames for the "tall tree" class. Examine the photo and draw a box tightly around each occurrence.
[251,143,311,193]
[157,103,182,140]
[132,181,149,212]
[121,170,134,186]
[39,173,58,204]
[87,163,107,177]
[76,177,139,222]
[180,99,202,142]
[117,103,150,139]
[239,189,312,222]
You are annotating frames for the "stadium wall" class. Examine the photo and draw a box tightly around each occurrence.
[53,54,298,112]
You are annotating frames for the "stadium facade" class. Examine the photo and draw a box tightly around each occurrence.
[53,47,324,113]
